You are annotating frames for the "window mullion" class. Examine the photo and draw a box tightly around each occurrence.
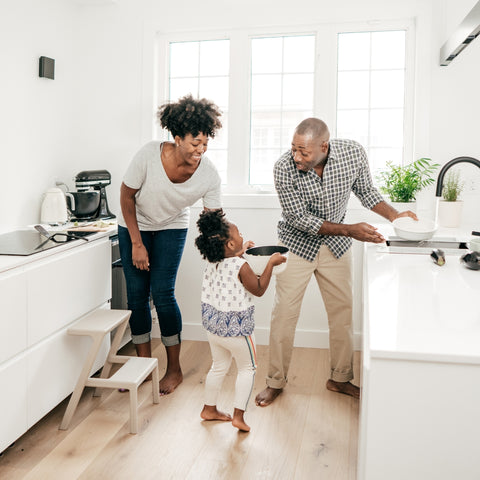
[226,31,251,191]
[315,25,336,128]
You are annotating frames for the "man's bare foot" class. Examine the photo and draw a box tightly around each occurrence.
[232,408,250,432]
[200,405,232,421]
[159,370,183,395]
[326,379,360,399]
[255,387,282,407]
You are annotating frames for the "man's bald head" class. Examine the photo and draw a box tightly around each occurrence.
[295,118,330,142]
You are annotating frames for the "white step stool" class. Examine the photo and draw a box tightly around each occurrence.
[59,309,159,434]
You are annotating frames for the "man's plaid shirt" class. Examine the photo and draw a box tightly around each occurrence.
[274,138,384,261]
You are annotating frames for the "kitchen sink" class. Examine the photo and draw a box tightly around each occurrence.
[381,237,468,254]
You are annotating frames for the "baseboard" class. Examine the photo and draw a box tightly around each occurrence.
[152,323,362,351]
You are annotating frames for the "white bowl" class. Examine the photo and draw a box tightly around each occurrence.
[244,245,289,275]
[392,217,437,241]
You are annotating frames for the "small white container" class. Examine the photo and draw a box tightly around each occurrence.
[468,237,480,253]
[437,200,464,228]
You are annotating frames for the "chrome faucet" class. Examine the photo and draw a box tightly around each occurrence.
[435,156,480,196]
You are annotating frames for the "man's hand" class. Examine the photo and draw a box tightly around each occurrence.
[395,210,418,221]
[346,222,385,243]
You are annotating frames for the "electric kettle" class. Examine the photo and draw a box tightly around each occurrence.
[40,187,69,224]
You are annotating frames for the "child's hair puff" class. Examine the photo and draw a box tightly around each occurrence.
[195,210,230,263]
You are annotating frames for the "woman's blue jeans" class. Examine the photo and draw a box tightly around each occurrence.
[118,225,187,346]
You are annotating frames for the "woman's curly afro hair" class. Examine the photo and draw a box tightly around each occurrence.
[157,94,222,139]
[195,210,230,263]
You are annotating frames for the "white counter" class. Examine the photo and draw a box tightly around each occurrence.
[365,242,480,364]
[359,229,480,480]
[0,225,115,274]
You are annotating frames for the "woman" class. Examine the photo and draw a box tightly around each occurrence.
[118,94,223,395]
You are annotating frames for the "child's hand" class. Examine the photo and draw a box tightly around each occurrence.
[240,240,255,255]
[268,252,287,267]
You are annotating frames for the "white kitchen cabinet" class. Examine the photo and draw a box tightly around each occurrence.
[0,235,112,454]
[0,269,27,364]
[26,239,111,346]
[0,355,28,453]
[359,356,480,480]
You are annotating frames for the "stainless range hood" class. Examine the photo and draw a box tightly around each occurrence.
[440,1,480,66]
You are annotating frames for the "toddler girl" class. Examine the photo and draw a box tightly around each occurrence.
[195,210,286,432]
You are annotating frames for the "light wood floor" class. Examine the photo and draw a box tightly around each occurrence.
[0,339,360,480]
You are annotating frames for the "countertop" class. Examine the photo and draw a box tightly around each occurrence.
[365,225,480,364]
[0,222,117,274]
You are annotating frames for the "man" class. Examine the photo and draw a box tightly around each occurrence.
[255,118,415,406]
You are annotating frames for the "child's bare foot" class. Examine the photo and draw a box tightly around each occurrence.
[159,369,183,395]
[201,405,232,421]
[232,408,250,432]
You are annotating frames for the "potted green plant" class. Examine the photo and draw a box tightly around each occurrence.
[438,169,464,228]
[376,158,439,211]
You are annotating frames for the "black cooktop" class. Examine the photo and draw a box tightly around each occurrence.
[0,230,90,256]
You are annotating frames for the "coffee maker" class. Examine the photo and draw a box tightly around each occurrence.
[74,170,116,220]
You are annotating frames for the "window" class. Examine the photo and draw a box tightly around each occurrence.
[168,39,230,183]
[250,35,315,185]
[157,22,413,192]
[336,30,407,173]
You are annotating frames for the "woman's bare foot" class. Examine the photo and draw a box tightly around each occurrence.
[326,379,360,399]
[232,408,250,432]
[159,369,183,395]
[159,343,183,395]
[200,405,232,421]
[255,387,282,407]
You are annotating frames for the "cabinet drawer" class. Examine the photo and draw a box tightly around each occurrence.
[0,268,27,363]
[26,239,111,346]
[0,355,28,453]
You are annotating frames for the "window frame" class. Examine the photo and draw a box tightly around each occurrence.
[155,19,415,194]
[331,20,416,177]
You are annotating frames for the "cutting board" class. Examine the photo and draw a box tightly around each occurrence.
[67,225,113,232]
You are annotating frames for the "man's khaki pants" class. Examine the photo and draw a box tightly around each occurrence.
[266,245,353,388]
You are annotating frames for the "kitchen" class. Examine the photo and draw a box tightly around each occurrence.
[1,0,480,478]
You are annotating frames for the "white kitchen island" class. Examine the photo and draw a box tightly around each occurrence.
[359,239,480,480]
[0,228,114,453]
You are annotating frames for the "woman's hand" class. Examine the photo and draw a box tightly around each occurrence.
[132,243,150,271]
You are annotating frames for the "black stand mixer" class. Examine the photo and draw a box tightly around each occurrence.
[70,170,116,221]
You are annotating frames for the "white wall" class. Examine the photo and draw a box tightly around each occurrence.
[429,0,480,225]
[1,0,480,347]
[0,0,78,227]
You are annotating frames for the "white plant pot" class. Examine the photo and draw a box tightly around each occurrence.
[390,201,416,214]
[438,200,463,228]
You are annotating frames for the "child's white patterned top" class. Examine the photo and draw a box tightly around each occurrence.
[201,256,255,337]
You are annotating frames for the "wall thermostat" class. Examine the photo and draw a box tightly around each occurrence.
[39,56,55,79]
